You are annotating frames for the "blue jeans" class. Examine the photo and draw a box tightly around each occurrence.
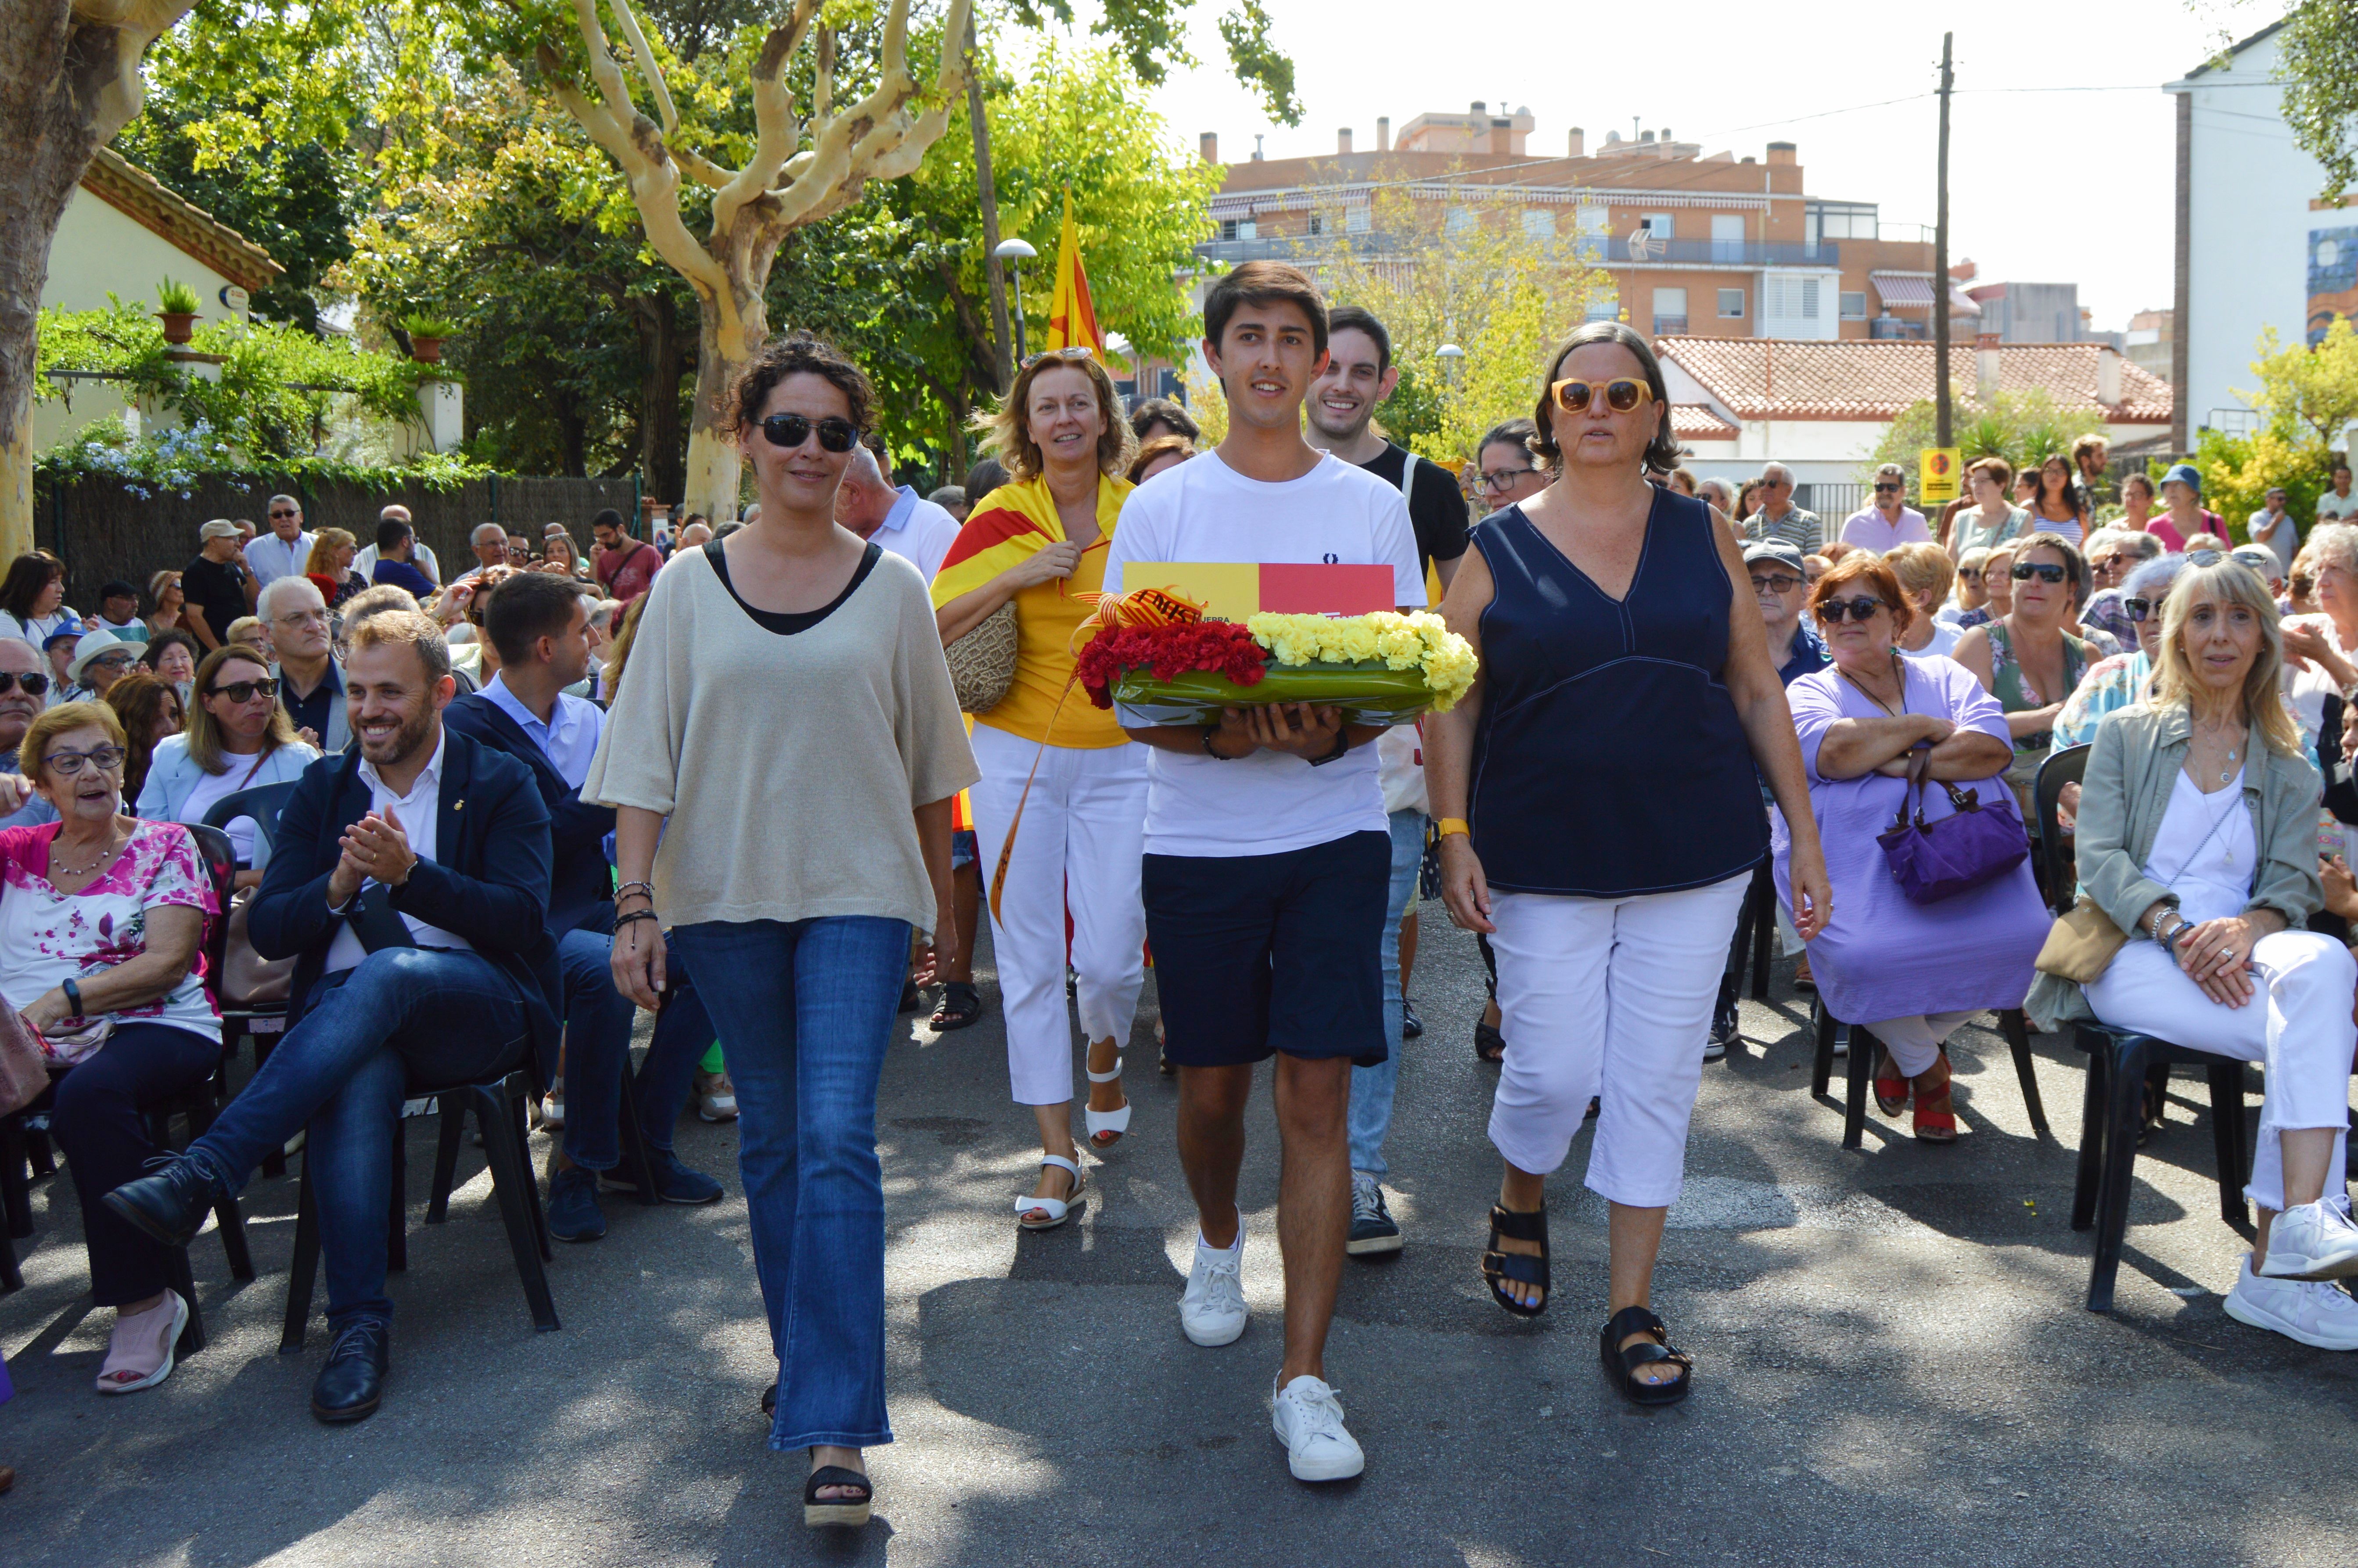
[189,948,528,1328]
[1348,809,1427,1176]
[670,917,909,1453]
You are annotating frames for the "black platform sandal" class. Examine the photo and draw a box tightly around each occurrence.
[805,1460,873,1528]
[1600,1305,1693,1406]
[930,981,982,1031]
[1474,1019,1506,1064]
[1481,1203,1549,1316]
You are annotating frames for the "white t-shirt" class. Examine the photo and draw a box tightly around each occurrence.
[1103,449,1424,858]
[1901,619,1962,662]
[2318,488,2358,523]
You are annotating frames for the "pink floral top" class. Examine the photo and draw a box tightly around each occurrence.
[0,821,220,1041]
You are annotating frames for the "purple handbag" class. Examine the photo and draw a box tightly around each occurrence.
[1876,748,2029,904]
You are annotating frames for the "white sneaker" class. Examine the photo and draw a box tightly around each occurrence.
[2224,1255,2358,1349]
[1179,1228,1247,1347]
[2256,1197,2358,1280]
[1271,1374,1365,1482]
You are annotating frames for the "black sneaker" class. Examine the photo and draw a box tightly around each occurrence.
[1347,1172,1402,1256]
[1706,1014,1738,1062]
[1400,999,1424,1039]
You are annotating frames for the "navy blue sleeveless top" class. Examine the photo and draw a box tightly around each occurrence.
[1469,488,1768,897]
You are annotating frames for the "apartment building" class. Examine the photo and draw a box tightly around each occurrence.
[1201,112,1946,342]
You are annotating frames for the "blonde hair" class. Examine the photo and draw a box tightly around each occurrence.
[185,644,301,774]
[305,527,356,575]
[974,352,1136,484]
[1884,541,1957,610]
[2151,557,2301,759]
[225,615,267,647]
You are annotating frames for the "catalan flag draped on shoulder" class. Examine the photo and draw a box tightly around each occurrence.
[932,473,1133,748]
[1042,191,1103,355]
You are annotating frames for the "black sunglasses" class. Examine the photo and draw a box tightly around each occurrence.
[208,677,279,702]
[2011,562,2068,583]
[1873,482,1902,493]
[2124,597,2157,622]
[1749,573,1803,595]
[1817,596,1889,623]
[0,672,51,697]
[758,413,861,453]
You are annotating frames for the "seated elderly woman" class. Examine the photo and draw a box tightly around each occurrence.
[1,701,221,1392]
[2026,556,2358,1350]
[1775,556,2051,1140]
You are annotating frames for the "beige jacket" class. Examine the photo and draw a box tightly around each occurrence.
[2026,701,2323,1029]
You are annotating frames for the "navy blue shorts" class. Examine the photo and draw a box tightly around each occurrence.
[951,828,978,870]
[1143,830,1390,1069]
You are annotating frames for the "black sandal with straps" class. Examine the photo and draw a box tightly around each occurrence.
[804,1462,873,1528]
[1600,1305,1693,1406]
[1481,1203,1549,1317]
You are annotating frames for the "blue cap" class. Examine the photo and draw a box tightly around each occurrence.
[2160,462,2202,494]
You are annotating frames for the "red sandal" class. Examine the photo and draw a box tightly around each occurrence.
[1911,1052,1958,1144]
[1873,1045,1909,1118]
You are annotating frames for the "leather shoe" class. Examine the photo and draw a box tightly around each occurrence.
[311,1319,390,1424]
[101,1154,222,1248]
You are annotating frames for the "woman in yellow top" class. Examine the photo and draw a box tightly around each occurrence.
[933,349,1144,1230]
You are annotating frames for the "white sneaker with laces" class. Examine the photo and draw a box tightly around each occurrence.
[1179,1228,1247,1347]
[1271,1373,1365,1482]
[2224,1255,2358,1349]
[2255,1197,2358,1280]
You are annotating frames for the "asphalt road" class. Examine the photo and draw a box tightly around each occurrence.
[5,915,2356,1567]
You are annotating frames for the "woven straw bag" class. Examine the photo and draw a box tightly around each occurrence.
[945,599,1019,714]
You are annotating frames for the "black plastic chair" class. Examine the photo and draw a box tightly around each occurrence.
[1722,860,1778,1004]
[1811,998,2048,1150]
[201,782,299,1176]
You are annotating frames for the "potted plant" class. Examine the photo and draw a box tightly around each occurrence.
[155,278,201,344]
[398,312,458,365]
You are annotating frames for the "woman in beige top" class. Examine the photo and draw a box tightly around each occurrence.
[583,333,977,1532]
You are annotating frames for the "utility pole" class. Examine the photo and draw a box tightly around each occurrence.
[965,16,1013,393]
[1933,31,1954,449]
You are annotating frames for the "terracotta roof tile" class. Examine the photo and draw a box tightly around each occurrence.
[1655,336,2172,423]
[79,147,283,295]
[1670,403,1739,441]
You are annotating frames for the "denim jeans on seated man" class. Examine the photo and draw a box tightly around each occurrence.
[669,915,909,1454]
[184,947,528,1328]
[1347,808,1429,1178]
[631,936,718,1153]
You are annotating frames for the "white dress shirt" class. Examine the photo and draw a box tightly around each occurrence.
[482,672,604,788]
[324,730,474,971]
[244,531,317,587]
[870,487,963,586]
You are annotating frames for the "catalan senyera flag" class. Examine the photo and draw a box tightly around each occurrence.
[1042,190,1103,356]
[1146,562,1397,622]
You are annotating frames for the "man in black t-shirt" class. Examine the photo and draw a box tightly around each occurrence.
[1305,306,1470,587]
[181,518,255,651]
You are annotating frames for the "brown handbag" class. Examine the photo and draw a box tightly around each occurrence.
[222,888,295,1007]
[0,1007,51,1118]
[2034,895,2130,983]
[944,600,1019,714]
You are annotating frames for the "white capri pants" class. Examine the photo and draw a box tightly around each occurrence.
[1862,1011,1979,1079]
[969,723,1150,1107]
[2085,930,2357,1213]
[1488,874,1750,1207]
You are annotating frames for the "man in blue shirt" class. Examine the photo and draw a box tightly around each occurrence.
[442,572,721,1241]
[369,518,438,599]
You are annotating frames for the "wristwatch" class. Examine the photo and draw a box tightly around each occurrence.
[62,978,83,1019]
[1201,725,1237,759]
[1306,728,1352,766]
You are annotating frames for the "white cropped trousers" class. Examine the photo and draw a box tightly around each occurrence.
[2085,929,2357,1213]
[1487,874,1750,1207]
[1862,1011,1979,1079]
[968,722,1150,1107]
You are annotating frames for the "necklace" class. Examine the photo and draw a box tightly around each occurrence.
[1837,652,1907,717]
[51,823,124,880]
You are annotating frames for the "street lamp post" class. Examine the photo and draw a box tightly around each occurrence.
[993,237,1038,363]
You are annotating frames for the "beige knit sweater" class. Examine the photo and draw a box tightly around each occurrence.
[582,543,979,932]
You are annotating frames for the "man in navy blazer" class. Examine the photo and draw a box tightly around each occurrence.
[442,571,721,1242]
[106,608,558,1424]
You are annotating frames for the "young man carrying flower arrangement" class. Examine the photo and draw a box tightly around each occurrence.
[1100,260,1429,1485]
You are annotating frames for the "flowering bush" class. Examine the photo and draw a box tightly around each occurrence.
[1077,619,1267,709]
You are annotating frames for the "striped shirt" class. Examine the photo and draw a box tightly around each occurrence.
[1744,503,1822,555]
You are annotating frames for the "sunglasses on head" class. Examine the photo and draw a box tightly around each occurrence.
[1021,345,1095,368]
[2011,562,2068,583]
[0,672,50,697]
[208,677,279,702]
[2188,549,2226,567]
[1548,376,1653,415]
[758,413,861,453]
[1817,596,1888,623]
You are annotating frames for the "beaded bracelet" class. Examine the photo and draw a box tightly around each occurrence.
[615,880,655,905]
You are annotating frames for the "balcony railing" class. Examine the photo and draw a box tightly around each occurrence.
[1194,233,1841,269]
[1652,315,1689,335]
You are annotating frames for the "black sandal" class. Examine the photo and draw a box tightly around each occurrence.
[930,981,982,1031]
[1481,1203,1549,1316]
[1474,1019,1506,1064]
[1600,1305,1693,1406]
[804,1461,873,1528]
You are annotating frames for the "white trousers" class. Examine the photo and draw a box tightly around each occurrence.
[969,723,1150,1107]
[1488,875,1751,1207]
[1862,1011,1978,1078]
[2085,930,2357,1213]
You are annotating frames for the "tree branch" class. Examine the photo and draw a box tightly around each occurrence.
[713,0,820,238]
[766,0,971,231]
[540,29,726,298]
[604,0,679,135]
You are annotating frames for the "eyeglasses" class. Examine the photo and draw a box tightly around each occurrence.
[1817,597,1889,623]
[90,653,134,670]
[1749,574,1803,595]
[1873,482,1902,493]
[43,745,125,777]
[1021,346,1095,368]
[268,509,298,520]
[271,610,330,628]
[2011,562,2068,583]
[2124,597,2157,622]
[1479,466,1539,491]
[758,413,861,453]
[1548,376,1653,415]
[207,678,279,702]
[0,672,51,697]
[1957,568,1983,583]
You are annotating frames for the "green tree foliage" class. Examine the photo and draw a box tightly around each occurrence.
[2277,0,2358,199]
[1863,389,2077,483]
[2187,317,2358,533]
[1002,0,1300,125]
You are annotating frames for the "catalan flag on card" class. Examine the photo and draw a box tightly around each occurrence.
[1147,562,1396,622]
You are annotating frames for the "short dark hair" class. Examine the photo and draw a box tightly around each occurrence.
[1202,259,1328,361]
[483,569,585,666]
[963,456,1009,504]
[1528,321,1681,475]
[726,331,873,439]
[1325,306,1391,371]
[1478,418,1542,464]
[1129,397,1199,443]
[374,516,413,553]
[99,579,138,604]
[589,508,628,536]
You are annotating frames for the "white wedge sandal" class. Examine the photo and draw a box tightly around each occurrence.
[1085,1052,1131,1150]
[1017,1153,1087,1231]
